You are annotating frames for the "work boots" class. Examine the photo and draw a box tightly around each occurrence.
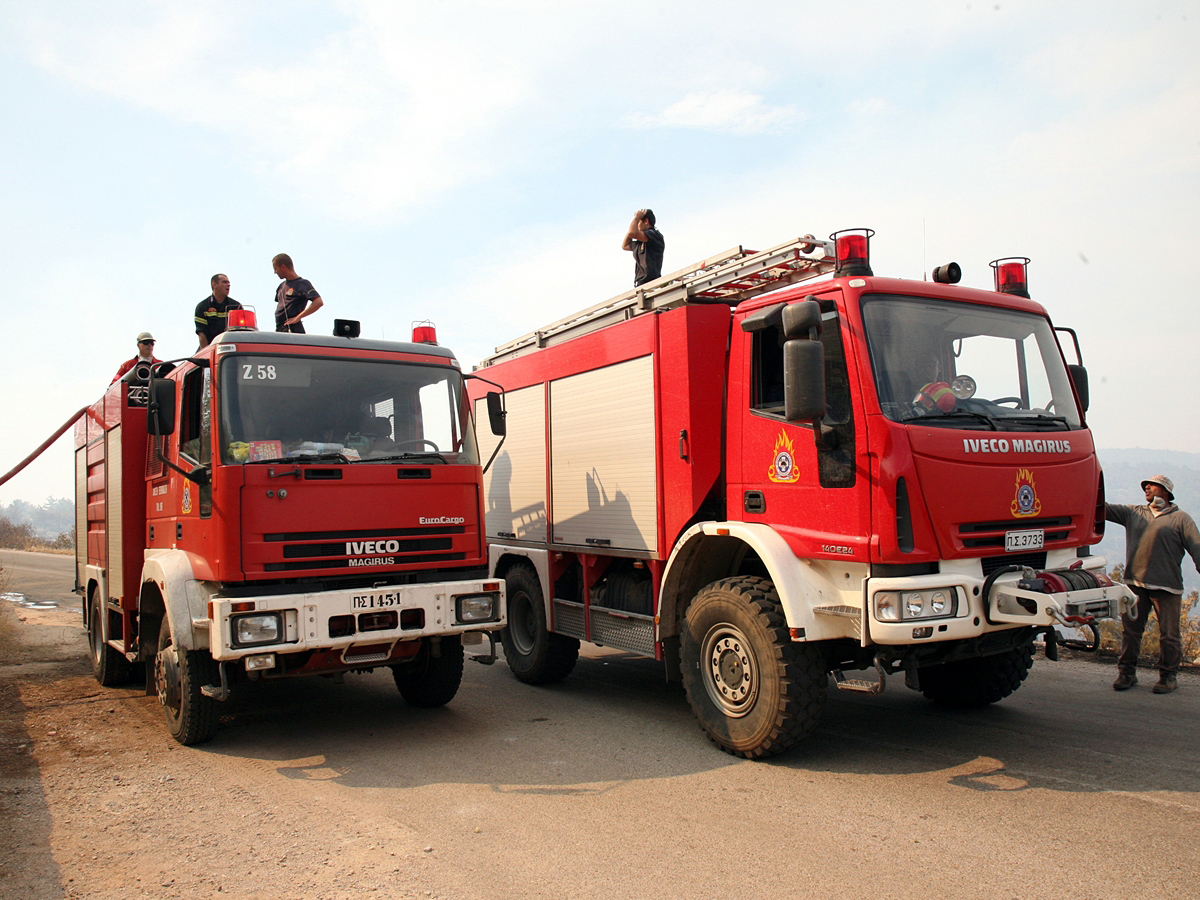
[1112,670,1138,691]
[1152,673,1178,694]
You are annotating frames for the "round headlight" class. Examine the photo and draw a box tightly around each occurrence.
[904,592,924,618]
[930,591,948,615]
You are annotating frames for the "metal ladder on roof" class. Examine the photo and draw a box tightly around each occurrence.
[481,233,839,365]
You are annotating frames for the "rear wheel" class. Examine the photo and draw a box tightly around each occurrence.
[155,616,219,745]
[919,643,1035,707]
[680,577,826,758]
[502,564,578,684]
[392,637,464,708]
[89,588,132,687]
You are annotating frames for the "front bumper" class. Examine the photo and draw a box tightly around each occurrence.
[866,558,1133,646]
[206,578,505,664]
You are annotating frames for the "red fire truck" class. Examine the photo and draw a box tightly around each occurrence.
[469,229,1134,758]
[76,313,506,745]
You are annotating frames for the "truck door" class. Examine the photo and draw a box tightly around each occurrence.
[731,295,870,561]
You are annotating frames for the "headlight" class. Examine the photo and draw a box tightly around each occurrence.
[233,613,282,646]
[456,593,498,623]
[873,588,958,622]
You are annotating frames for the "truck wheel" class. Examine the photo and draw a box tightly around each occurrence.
[680,577,826,759]
[919,643,1035,707]
[88,588,132,687]
[155,617,219,745]
[502,564,578,685]
[392,636,464,708]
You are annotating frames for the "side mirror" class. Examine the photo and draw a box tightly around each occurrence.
[486,391,506,436]
[784,339,825,423]
[1068,364,1089,413]
[147,379,177,436]
[782,299,822,340]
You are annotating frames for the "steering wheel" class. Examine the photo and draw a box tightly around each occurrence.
[991,397,1023,408]
[395,439,440,452]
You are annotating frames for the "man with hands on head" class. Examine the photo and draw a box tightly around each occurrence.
[622,208,665,287]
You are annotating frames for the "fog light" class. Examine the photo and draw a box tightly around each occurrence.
[234,613,282,646]
[456,593,497,623]
[912,626,933,639]
[244,653,276,671]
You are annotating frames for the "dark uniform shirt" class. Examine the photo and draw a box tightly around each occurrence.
[194,295,243,343]
[275,278,319,333]
[632,226,665,286]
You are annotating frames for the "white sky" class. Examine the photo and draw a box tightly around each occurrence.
[1,0,1197,504]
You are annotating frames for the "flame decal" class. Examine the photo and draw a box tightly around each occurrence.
[1011,468,1041,518]
[768,430,801,483]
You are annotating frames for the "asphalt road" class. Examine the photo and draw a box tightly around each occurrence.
[2,552,1198,899]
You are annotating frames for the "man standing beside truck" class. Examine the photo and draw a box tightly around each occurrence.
[1107,475,1200,694]
[621,208,664,286]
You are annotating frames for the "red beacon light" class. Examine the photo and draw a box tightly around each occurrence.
[831,227,874,277]
[990,257,1030,298]
[226,308,258,331]
[412,320,438,345]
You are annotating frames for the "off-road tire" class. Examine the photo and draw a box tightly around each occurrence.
[502,564,579,685]
[155,616,219,745]
[392,636,464,708]
[919,643,1035,707]
[89,588,133,687]
[680,576,827,758]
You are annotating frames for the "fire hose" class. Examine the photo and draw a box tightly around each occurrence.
[0,406,102,489]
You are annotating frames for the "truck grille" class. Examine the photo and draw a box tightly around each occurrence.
[958,516,1072,549]
[259,525,469,573]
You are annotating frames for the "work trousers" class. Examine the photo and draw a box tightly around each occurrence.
[1117,587,1182,675]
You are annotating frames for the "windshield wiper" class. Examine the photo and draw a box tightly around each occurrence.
[905,409,999,430]
[246,451,351,464]
[364,452,446,464]
[1005,413,1070,429]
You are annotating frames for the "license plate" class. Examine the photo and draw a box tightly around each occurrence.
[1005,529,1044,552]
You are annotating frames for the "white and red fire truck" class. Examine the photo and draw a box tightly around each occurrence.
[469,229,1134,758]
[76,313,506,744]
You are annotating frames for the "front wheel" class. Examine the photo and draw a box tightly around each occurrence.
[155,617,219,745]
[680,577,827,758]
[501,564,578,685]
[89,588,132,687]
[919,643,1035,707]
[392,637,464,708]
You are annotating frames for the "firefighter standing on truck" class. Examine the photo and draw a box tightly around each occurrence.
[195,273,242,348]
[622,208,664,286]
[111,332,160,384]
[1107,474,1200,694]
[272,253,323,333]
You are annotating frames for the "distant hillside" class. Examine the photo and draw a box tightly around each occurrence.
[1095,448,1200,593]
[0,497,74,541]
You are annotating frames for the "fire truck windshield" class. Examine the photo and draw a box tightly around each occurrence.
[216,355,480,465]
[861,295,1082,430]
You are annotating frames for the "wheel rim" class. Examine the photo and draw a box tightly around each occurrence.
[156,639,182,714]
[700,623,758,717]
[89,596,104,665]
[508,590,536,655]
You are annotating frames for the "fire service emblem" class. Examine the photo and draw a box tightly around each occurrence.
[1011,468,1041,518]
[768,430,801,484]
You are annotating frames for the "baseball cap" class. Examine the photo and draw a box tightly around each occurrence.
[137,332,155,343]
[1141,474,1175,500]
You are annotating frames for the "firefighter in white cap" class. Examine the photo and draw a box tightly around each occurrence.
[1106,475,1200,694]
[111,332,161,384]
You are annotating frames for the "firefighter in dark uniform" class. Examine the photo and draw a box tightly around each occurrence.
[195,274,242,348]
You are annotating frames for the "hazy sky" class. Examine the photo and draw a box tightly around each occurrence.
[1,0,1196,504]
